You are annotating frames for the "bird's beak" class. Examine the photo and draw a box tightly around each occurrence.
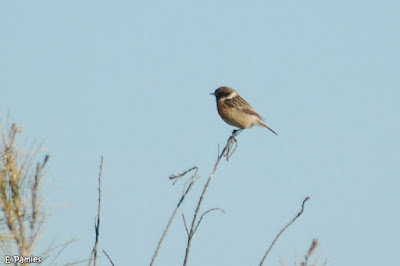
[210,92,215,96]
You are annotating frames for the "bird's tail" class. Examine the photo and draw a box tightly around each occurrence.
[259,121,278,136]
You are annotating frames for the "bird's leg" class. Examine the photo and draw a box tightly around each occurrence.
[232,128,243,136]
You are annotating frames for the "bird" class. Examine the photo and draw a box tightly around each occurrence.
[211,86,277,135]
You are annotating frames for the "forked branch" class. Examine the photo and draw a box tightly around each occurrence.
[150,167,199,266]
[182,130,241,266]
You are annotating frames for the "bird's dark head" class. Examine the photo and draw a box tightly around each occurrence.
[210,86,237,100]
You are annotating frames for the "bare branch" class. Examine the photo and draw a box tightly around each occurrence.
[103,250,115,266]
[31,154,49,231]
[259,197,310,266]
[169,166,198,185]
[182,172,198,197]
[225,137,238,161]
[150,167,199,266]
[182,214,189,237]
[183,129,241,266]
[193,208,225,234]
[89,156,104,266]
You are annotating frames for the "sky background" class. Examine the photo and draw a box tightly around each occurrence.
[1,1,400,265]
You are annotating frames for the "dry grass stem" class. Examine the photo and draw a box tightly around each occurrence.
[259,197,310,266]
[41,239,78,265]
[89,156,104,266]
[193,208,225,234]
[299,238,323,266]
[0,122,48,261]
[301,238,319,266]
[182,214,189,236]
[103,249,115,266]
[150,166,199,266]
[182,130,240,266]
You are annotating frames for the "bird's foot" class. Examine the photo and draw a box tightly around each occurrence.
[232,129,243,136]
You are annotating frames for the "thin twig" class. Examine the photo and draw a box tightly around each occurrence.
[170,166,197,185]
[89,156,104,266]
[193,208,225,234]
[259,197,310,266]
[225,138,237,161]
[302,238,319,266]
[31,154,49,231]
[183,130,240,266]
[182,214,189,236]
[103,250,115,266]
[150,167,199,266]
[42,239,78,265]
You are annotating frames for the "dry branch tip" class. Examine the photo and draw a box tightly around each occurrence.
[259,196,311,266]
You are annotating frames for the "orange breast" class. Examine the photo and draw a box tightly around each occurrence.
[217,100,252,128]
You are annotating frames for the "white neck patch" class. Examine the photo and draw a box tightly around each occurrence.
[222,91,237,100]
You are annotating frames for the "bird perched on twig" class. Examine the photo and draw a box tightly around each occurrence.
[211,86,277,135]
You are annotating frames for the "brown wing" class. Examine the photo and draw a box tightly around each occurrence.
[225,96,262,119]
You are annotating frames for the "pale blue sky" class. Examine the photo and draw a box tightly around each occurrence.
[1,1,399,265]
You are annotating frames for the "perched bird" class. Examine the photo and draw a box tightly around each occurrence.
[211,86,277,135]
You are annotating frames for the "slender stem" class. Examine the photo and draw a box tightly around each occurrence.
[183,131,239,266]
[89,156,103,266]
[150,168,198,266]
[259,197,310,266]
